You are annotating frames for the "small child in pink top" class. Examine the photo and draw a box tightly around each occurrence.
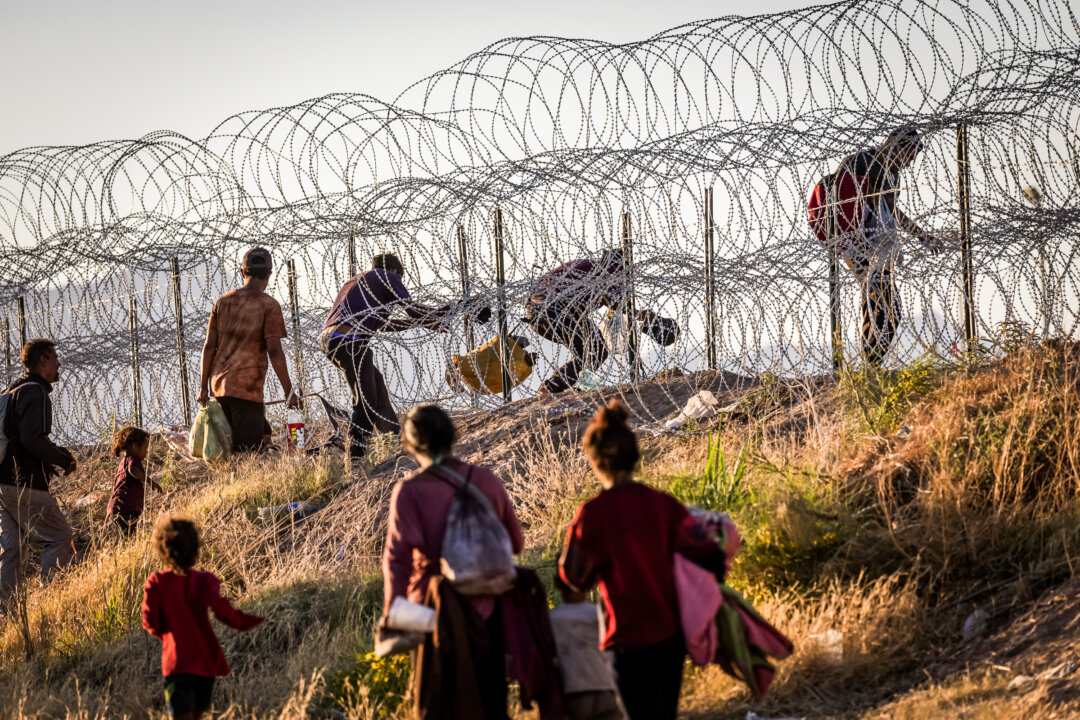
[106,427,161,535]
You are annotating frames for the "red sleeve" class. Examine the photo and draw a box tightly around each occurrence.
[204,573,264,631]
[666,496,727,582]
[264,298,288,340]
[141,575,165,639]
[382,482,421,612]
[559,502,599,592]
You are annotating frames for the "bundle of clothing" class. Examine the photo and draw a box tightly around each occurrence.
[675,508,794,698]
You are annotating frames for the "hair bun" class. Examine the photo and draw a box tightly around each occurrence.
[598,398,629,427]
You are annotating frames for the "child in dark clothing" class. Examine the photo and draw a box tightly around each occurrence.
[106,427,161,534]
[142,518,263,719]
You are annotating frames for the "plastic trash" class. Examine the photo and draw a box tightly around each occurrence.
[600,308,630,355]
[962,608,990,641]
[386,597,437,633]
[808,629,843,662]
[1007,675,1034,692]
[285,408,306,452]
[573,369,602,391]
[74,491,102,508]
[188,406,208,457]
[664,390,731,429]
[256,501,316,523]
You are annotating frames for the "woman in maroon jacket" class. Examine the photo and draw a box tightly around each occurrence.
[559,400,726,720]
[382,404,524,719]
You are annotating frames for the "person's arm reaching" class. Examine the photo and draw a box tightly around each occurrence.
[266,337,300,409]
[403,300,454,331]
[893,206,943,253]
[205,574,264,631]
[197,310,218,407]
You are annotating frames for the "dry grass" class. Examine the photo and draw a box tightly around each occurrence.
[0,342,1077,718]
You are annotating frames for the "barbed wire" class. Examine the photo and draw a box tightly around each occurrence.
[0,0,1078,443]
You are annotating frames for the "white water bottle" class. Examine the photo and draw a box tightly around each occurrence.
[286,408,306,452]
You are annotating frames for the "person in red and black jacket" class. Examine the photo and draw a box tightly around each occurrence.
[833,128,944,365]
[559,399,726,720]
[142,518,263,720]
[525,249,659,394]
[0,339,77,606]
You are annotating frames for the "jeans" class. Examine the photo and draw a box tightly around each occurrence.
[525,302,608,393]
[0,484,74,604]
[322,335,400,457]
[848,247,902,366]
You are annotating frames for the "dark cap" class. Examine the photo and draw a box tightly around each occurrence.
[242,247,273,271]
[886,127,924,151]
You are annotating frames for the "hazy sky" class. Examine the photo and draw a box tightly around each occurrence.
[0,0,814,153]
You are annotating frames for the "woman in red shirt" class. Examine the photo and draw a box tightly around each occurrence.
[382,404,524,719]
[559,400,727,720]
[142,518,263,720]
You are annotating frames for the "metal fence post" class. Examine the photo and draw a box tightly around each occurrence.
[129,296,143,428]
[493,209,513,403]
[704,187,718,370]
[2,317,9,381]
[457,225,476,354]
[171,258,193,427]
[16,297,26,348]
[286,259,305,401]
[620,211,639,382]
[348,230,358,279]
[826,183,843,370]
[957,123,977,351]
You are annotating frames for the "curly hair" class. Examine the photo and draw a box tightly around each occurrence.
[153,517,200,572]
[583,399,640,475]
[111,426,150,457]
[20,339,56,372]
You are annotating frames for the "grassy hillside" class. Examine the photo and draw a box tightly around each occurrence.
[1,340,1078,719]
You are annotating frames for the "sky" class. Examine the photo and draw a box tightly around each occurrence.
[0,0,815,153]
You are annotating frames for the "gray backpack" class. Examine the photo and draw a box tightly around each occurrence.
[433,463,517,596]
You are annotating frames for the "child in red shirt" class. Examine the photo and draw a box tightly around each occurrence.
[559,400,726,720]
[105,426,161,535]
[142,518,263,719]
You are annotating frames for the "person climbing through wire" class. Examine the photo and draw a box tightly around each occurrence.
[810,128,944,365]
[524,248,662,395]
[322,253,466,461]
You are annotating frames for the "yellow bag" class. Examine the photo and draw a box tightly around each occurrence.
[450,335,533,395]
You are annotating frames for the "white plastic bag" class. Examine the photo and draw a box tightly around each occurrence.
[600,308,630,355]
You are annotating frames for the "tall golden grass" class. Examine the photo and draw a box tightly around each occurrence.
[0,341,1076,718]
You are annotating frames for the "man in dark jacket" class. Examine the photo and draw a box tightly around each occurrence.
[0,339,77,605]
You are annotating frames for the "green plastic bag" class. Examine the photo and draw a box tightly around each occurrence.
[202,399,232,462]
[189,399,232,461]
[188,406,209,458]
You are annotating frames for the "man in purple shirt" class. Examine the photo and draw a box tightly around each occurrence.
[525,248,657,394]
[322,253,452,459]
